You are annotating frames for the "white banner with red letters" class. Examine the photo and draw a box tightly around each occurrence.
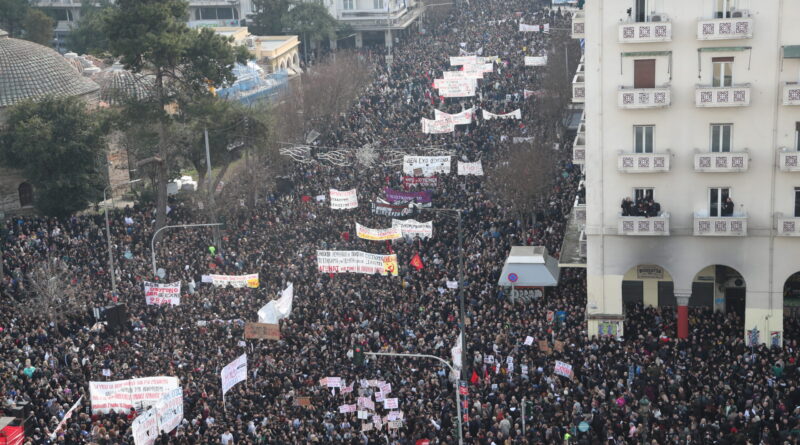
[143,281,181,306]
[482,109,522,120]
[421,117,455,134]
[356,223,402,241]
[330,188,358,210]
[221,354,248,396]
[434,108,475,126]
[391,219,433,239]
[89,377,180,414]
[457,161,484,176]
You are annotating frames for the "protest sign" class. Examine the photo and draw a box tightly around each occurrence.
[339,404,357,413]
[403,156,451,175]
[257,282,294,324]
[50,396,83,439]
[132,408,158,445]
[221,354,247,396]
[524,56,548,66]
[554,360,574,379]
[433,78,477,91]
[330,188,358,210]
[372,201,414,217]
[434,108,475,126]
[524,336,534,346]
[244,322,280,340]
[402,176,438,188]
[89,377,180,414]
[325,377,343,388]
[143,281,181,306]
[446,280,458,289]
[155,388,183,435]
[317,251,399,276]
[438,83,476,98]
[482,109,522,120]
[421,117,455,134]
[294,396,312,407]
[384,187,432,204]
[519,23,550,32]
[538,340,551,353]
[209,274,259,289]
[383,398,399,409]
[450,55,477,66]
[457,161,484,176]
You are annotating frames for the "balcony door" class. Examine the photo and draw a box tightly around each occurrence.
[709,187,730,217]
[714,0,737,18]
[635,0,649,22]
[795,188,800,218]
[712,57,733,87]
[711,124,732,152]
[634,59,656,89]
[634,125,654,153]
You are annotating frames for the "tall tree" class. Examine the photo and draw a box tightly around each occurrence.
[66,0,114,55]
[0,96,107,217]
[0,0,29,37]
[22,8,54,45]
[104,0,250,233]
[281,1,338,62]
[248,0,290,35]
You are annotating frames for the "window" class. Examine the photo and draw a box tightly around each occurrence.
[634,188,654,203]
[711,124,732,153]
[198,7,238,20]
[712,57,733,87]
[374,0,385,9]
[714,0,736,18]
[795,188,800,218]
[709,187,730,217]
[44,8,73,22]
[634,125,654,153]
[18,182,33,207]
[634,0,648,22]
[795,122,799,151]
[343,0,354,9]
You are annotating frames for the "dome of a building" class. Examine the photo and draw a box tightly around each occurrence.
[91,63,155,105]
[0,30,100,108]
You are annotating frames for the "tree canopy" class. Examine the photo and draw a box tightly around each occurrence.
[0,0,29,38]
[248,0,291,36]
[0,96,108,217]
[66,0,114,56]
[281,1,338,45]
[22,8,54,46]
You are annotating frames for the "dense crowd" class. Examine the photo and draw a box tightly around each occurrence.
[3,1,800,444]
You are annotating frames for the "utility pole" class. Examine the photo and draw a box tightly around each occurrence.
[204,127,222,249]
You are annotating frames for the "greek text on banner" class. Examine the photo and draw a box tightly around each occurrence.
[356,223,402,241]
[317,251,399,276]
[143,281,181,306]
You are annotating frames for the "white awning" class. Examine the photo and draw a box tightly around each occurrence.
[497,246,560,287]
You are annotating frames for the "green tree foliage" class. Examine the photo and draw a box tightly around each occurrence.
[0,0,30,37]
[66,0,114,55]
[103,0,251,231]
[22,8,54,46]
[0,97,107,217]
[248,0,290,35]
[281,1,338,46]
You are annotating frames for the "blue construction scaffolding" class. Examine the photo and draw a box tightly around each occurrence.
[216,61,291,106]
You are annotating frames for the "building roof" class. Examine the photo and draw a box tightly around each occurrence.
[497,246,561,287]
[91,64,155,105]
[0,32,100,108]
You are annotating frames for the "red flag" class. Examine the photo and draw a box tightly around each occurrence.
[301,195,312,202]
[470,370,479,385]
[410,253,424,270]
[341,231,350,241]
[386,240,394,254]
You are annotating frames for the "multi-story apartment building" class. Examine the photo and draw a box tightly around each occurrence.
[573,0,800,344]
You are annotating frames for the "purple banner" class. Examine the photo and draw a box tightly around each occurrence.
[383,187,432,204]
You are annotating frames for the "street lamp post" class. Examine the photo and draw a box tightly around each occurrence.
[151,223,223,277]
[103,179,141,296]
[367,351,463,445]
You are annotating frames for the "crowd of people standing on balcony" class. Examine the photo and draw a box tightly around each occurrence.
[620,197,661,217]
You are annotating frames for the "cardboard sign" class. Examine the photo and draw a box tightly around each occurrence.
[294,396,312,407]
[538,340,551,353]
[244,322,280,340]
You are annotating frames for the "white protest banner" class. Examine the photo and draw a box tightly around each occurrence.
[524,56,548,67]
[257,282,294,324]
[554,360,574,379]
[221,354,247,396]
[446,280,458,289]
[524,336,534,346]
[482,109,522,120]
[433,77,476,90]
[50,396,83,439]
[143,281,181,306]
[421,117,455,134]
[388,420,403,429]
[374,392,385,403]
[155,388,183,435]
[330,188,358,210]
[438,83,476,98]
[391,219,433,239]
[326,377,343,388]
[316,251,399,276]
[387,411,404,421]
[209,274,259,289]
[356,223,402,241]
[457,161,484,176]
[379,383,392,395]
[132,408,158,445]
[463,62,494,74]
[383,398,399,409]
[450,55,477,66]
[358,410,369,419]
[442,70,470,80]
[339,404,357,413]
[477,56,498,64]
[403,156,451,175]
[524,89,535,99]
[519,23,550,33]
[434,108,475,126]
[89,377,180,414]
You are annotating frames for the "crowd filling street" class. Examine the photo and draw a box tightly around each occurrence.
[4,1,800,444]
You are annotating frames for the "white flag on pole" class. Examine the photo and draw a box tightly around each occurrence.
[221,354,248,396]
[257,283,294,324]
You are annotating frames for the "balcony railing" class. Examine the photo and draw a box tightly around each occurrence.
[572,11,585,39]
[574,198,586,225]
[783,83,800,106]
[694,214,748,236]
[694,150,749,172]
[572,73,585,104]
[618,214,670,236]
[572,134,586,165]
[779,148,800,172]
[695,85,751,107]
[618,19,672,43]
[618,86,671,109]
[618,151,671,173]
[697,14,753,40]
[578,229,587,257]
[777,215,800,236]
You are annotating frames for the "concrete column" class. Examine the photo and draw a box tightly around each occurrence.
[385,29,393,49]
[330,38,337,51]
[675,292,691,339]
[355,32,363,48]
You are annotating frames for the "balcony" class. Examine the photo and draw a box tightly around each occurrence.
[697,14,753,40]
[618,86,671,109]
[694,150,749,172]
[618,214,670,236]
[579,229,587,257]
[779,148,800,172]
[574,198,586,225]
[618,19,672,43]
[572,73,585,104]
[572,11,585,39]
[618,151,671,173]
[783,83,800,106]
[693,214,748,236]
[777,215,800,236]
[695,85,751,107]
[572,134,586,165]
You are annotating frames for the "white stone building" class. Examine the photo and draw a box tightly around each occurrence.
[573,0,800,344]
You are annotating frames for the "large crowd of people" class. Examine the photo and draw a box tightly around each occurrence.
[3,1,800,444]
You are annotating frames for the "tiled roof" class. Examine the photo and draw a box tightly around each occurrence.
[0,34,100,108]
[91,64,155,105]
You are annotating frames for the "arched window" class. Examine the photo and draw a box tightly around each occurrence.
[18,182,33,207]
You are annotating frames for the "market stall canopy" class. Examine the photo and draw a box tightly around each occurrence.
[498,246,560,287]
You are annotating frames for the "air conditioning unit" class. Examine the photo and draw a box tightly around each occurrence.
[650,14,662,22]
[731,10,744,18]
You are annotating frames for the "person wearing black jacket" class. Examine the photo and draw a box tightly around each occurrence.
[722,197,735,216]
